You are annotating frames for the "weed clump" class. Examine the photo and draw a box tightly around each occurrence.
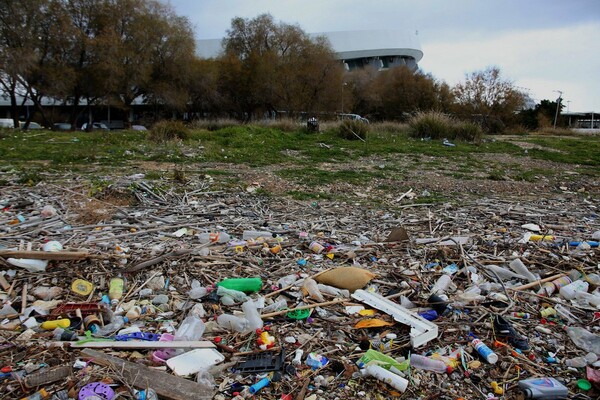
[337,120,369,140]
[408,111,482,142]
[148,120,189,143]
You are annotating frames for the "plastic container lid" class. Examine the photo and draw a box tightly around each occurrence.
[577,379,591,391]
[72,279,94,295]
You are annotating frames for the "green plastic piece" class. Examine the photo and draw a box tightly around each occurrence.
[286,309,311,320]
[216,277,263,293]
[357,349,408,371]
[577,379,591,391]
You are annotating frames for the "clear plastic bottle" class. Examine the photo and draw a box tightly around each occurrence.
[217,314,249,332]
[430,275,452,294]
[262,299,287,313]
[410,354,448,373]
[198,232,231,244]
[317,284,350,298]
[188,280,208,299]
[566,326,600,354]
[559,280,589,300]
[277,273,300,288]
[242,230,273,240]
[509,259,538,282]
[174,315,205,341]
[93,316,128,337]
[302,278,324,302]
[241,299,263,333]
[216,285,248,302]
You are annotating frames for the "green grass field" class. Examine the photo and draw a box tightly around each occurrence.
[1,126,599,200]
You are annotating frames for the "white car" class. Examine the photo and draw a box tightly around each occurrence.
[81,122,110,131]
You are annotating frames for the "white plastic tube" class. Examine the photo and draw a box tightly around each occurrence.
[361,365,408,393]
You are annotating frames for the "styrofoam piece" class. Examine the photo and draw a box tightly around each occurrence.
[167,348,224,376]
[351,290,438,348]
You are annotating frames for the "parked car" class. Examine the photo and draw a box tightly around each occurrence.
[338,113,369,124]
[0,118,15,128]
[53,123,72,131]
[131,125,147,131]
[19,121,43,130]
[81,122,109,131]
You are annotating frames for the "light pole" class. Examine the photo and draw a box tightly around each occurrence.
[341,82,347,114]
[553,90,562,129]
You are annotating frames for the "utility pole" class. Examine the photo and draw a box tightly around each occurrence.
[553,90,562,129]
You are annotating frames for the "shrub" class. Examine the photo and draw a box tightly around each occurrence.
[191,118,239,131]
[408,111,452,139]
[148,120,189,143]
[409,111,483,142]
[454,121,483,142]
[371,121,408,135]
[337,120,369,140]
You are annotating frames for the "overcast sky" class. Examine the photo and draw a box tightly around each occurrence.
[169,0,600,112]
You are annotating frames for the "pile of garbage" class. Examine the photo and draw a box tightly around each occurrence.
[0,177,599,400]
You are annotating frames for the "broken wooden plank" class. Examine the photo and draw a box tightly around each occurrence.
[81,349,215,400]
[70,340,216,350]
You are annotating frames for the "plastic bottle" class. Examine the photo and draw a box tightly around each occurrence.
[217,277,262,293]
[574,291,600,307]
[484,264,526,280]
[410,354,448,373]
[472,338,498,364]
[53,327,78,341]
[361,364,408,393]
[242,230,272,241]
[566,326,600,355]
[216,286,249,303]
[317,284,350,298]
[518,377,568,399]
[509,259,538,282]
[302,278,324,302]
[93,316,128,337]
[109,277,124,305]
[174,315,205,341]
[292,349,304,366]
[40,318,70,330]
[20,388,49,400]
[241,299,263,333]
[430,275,452,294]
[277,273,300,288]
[559,280,589,300]
[565,356,587,368]
[262,299,287,313]
[217,314,249,332]
[188,280,208,299]
[198,232,231,244]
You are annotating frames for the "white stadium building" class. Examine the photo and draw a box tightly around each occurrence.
[197,29,423,72]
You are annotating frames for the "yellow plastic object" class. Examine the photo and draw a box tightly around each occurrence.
[529,234,555,241]
[490,381,503,395]
[71,279,94,296]
[354,318,394,329]
[41,318,70,330]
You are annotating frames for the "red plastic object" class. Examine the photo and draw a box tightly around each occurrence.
[50,302,109,318]
[1,366,12,373]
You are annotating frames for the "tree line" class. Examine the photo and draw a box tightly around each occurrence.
[0,2,558,131]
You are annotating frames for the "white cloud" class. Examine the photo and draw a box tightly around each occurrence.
[422,23,600,111]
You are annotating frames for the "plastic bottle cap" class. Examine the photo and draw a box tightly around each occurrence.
[577,379,591,391]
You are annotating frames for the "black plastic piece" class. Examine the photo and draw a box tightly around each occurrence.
[234,349,285,374]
